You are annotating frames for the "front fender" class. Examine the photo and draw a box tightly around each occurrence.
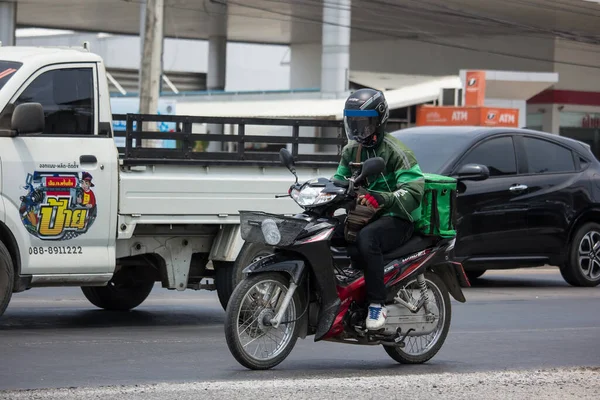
[430,262,468,303]
[242,252,306,285]
[242,252,310,340]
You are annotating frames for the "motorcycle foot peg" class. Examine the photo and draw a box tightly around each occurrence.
[354,326,368,335]
[395,327,415,345]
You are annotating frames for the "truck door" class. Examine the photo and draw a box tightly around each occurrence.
[0,63,118,275]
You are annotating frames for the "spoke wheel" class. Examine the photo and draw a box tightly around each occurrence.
[561,222,600,287]
[224,272,301,370]
[383,271,451,364]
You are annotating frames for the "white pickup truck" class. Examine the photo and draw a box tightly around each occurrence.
[0,44,343,317]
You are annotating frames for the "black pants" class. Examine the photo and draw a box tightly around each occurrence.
[333,215,414,304]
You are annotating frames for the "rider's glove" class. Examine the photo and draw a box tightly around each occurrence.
[360,191,385,209]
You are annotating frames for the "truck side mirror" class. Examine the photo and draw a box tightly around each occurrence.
[11,103,45,135]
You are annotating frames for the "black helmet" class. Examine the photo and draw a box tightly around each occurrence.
[343,88,389,148]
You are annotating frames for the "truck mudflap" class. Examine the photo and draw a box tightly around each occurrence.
[209,225,245,263]
[431,261,469,303]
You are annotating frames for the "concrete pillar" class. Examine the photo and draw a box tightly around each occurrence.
[207,0,227,91]
[549,104,561,134]
[206,0,228,152]
[320,0,351,99]
[139,0,165,148]
[0,1,16,46]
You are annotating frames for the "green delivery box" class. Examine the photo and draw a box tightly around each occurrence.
[414,173,458,238]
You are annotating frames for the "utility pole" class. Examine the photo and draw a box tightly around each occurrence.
[139,0,164,148]
[0,1,17,46]
[205,0,228,152]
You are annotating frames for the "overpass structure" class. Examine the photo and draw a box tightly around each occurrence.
[2,0,600,149]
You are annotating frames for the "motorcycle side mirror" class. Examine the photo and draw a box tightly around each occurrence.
[355,157,385,184]
[279,148,298,183]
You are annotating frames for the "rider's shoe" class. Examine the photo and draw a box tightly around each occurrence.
[365,303,387,330]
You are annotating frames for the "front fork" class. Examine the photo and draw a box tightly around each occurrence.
[269,281,299,329]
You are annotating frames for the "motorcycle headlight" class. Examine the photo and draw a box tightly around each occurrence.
[291,186,336,207]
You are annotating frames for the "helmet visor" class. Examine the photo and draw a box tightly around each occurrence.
[343,109,378,142]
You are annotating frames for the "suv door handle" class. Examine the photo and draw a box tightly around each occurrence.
[509,184,528,192]
[80,155,97,164]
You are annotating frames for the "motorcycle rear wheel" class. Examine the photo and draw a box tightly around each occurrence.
[224,272,302,370]
[383,271,452,364]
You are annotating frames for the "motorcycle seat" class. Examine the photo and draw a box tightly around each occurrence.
[382,234,441,263]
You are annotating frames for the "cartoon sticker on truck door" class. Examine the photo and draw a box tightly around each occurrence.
[19,171,98,240]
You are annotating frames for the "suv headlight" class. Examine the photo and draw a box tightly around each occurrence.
[291,186,336,207]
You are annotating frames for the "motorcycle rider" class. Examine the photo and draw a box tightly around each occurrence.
[332,88,425,331]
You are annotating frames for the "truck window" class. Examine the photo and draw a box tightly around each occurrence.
[0,61,22,90]
[0,67,95,135]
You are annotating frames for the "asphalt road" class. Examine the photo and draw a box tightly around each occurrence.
[1,267,599,394]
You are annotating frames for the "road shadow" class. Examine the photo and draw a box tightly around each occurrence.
[220,358,466,380]
[0,306,225,331]
[462,267,576,289]
[466,275,570,288]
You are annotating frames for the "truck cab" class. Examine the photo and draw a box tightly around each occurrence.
[0,45,343,318]
[0,46,119,288]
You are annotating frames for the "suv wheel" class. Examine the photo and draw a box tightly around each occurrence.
[561,222,600,287]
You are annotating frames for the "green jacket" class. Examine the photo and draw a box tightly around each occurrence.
[332,133,425,222]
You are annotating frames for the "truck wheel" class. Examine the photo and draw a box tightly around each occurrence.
[215,242,274,311]
[561,222,600,287]
[0,241,14,318]
[81,268,155,311]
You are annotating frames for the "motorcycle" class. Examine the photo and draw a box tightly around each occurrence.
[224,148,471,370]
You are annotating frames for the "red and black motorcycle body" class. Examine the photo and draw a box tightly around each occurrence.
[242,208,469,343]
[241,151,469,343]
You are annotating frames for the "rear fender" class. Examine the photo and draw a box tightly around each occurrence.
[430,262,469,303]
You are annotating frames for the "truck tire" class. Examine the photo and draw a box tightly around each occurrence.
[81,268,155,311]
[0,241,14,318]
[561,222,600,287]
[215,242,274,311]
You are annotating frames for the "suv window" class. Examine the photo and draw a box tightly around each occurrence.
[522,137,576,174]
[458,136,517,176]
[0,67,94,135]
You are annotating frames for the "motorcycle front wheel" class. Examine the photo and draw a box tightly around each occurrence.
[224,272,302,370]
[383,271,452,364]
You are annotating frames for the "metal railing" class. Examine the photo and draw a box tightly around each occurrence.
[112,113,346,167]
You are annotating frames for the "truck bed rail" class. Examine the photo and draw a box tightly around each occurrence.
[112,113,347,168]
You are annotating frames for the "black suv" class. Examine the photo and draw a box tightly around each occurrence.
[392,126,600,287]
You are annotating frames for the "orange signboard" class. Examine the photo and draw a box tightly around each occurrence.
[481,108,519,127]
[464,70,486,107]
[416,105,519,127]
[414,69,519,128]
